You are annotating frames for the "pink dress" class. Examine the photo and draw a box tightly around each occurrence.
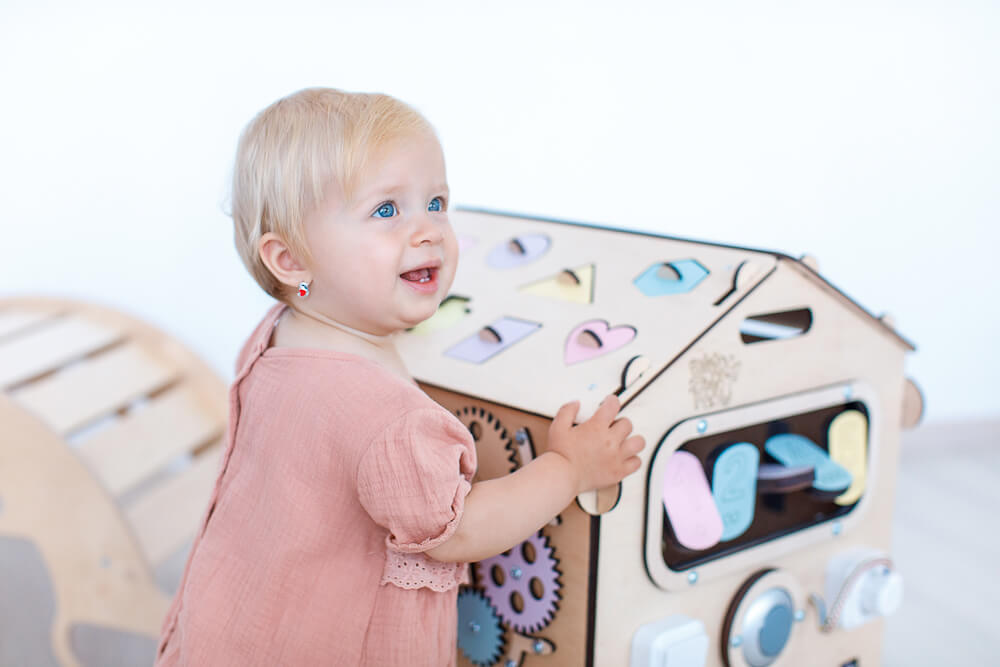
[155,303,477,666]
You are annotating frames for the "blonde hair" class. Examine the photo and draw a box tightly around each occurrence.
[230,87,436,300]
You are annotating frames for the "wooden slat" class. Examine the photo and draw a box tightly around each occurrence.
[0,315,124,389]
[0,308,61,340]
[10,343,178,434]
[76,385,224,496]
[126,446,222,567]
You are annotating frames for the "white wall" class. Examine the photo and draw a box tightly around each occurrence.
[2,0,997,423]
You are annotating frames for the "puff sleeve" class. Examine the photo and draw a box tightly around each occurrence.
[356,407,477,554]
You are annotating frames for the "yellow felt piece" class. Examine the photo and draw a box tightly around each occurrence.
[409,296,470,335]
[829,409,868,505]
[519,264,595,304]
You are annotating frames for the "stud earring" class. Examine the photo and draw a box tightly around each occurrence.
[297,281,310,298]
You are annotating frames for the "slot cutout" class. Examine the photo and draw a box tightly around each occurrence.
[739,308,812,344]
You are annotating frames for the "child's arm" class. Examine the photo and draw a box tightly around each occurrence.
[426,394,645,563]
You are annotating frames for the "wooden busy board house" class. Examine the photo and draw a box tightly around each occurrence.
[395,208,921,667]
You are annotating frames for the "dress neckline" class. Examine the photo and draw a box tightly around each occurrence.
[258,304,420,390]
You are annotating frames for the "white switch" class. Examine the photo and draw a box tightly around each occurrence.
[860,569,904,617]
[825,547,904,630]
[630,615,709,667]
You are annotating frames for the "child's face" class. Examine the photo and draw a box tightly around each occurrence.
[301,130,458,336]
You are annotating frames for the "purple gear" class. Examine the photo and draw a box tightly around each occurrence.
[477,530,562,634]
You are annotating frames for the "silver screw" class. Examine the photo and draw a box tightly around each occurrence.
[731,635,743,647]
[795,609,805,622]
[511,567,523,580]
[515,429,528,444]
[832,522,843,536]
[533,640,545,654]
[506,661,517,667]
[687,571,699,584]
[469,621,480,633]
[697,419,708,433]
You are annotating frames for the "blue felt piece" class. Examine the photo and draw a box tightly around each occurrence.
[764,433,853,493]
[633,259,709,296]
[712,442,759,541]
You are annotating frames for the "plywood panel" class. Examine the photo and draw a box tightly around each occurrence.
[0,307,61,340]
[0,396,168,667]
[397,210,778,423]
[10,343,177,434]
[590,259,908,667]
[126,445,222,567]
[0,315,123,389]
[77,385,224,496]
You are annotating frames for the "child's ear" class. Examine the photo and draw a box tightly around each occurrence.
[259,232,311,289]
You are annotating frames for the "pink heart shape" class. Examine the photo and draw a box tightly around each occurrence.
[565,319,636,364]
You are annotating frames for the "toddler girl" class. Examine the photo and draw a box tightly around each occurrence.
[155,87,645,666]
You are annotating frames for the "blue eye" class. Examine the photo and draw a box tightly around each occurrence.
[373,202,397,218]
[428,197,444,212]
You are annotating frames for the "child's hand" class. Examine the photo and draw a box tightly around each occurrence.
[546,395,646,495]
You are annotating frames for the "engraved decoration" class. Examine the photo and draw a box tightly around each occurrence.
[688,352,741,409]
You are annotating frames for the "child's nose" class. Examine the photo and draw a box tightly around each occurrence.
[411,212,444,245]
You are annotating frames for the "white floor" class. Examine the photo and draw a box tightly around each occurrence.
[883,419,999,666]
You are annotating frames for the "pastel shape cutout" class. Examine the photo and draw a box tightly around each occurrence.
[828,410,868,506]
[487,234,550,268]
[634,259,709,296]
[764,433,853,494]
[565,320,636,365]
[409,296,470,335]
[662,450,724,551]
[519,264,595,304]
[711,443,759,541]
[445,317,540,363]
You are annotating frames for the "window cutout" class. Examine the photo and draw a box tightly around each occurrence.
[659,401,868,571]
[739,308,812,344]
[575,329,602,350]
[657,264,682,281]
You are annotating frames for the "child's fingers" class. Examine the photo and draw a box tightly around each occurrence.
[590,394,621,426]
[622,455,642,476]
[621,434,645,456]
[551,400,581,432]
[609,416,634,441]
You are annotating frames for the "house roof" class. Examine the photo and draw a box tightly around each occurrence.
[395,207,914,421]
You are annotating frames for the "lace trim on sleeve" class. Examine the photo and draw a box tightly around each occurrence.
[380,549,471,592]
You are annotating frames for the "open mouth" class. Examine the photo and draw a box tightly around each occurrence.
[400,267,437,283]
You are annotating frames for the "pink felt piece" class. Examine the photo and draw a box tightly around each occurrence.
[564,319,636,364]
[662,450,724,551]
